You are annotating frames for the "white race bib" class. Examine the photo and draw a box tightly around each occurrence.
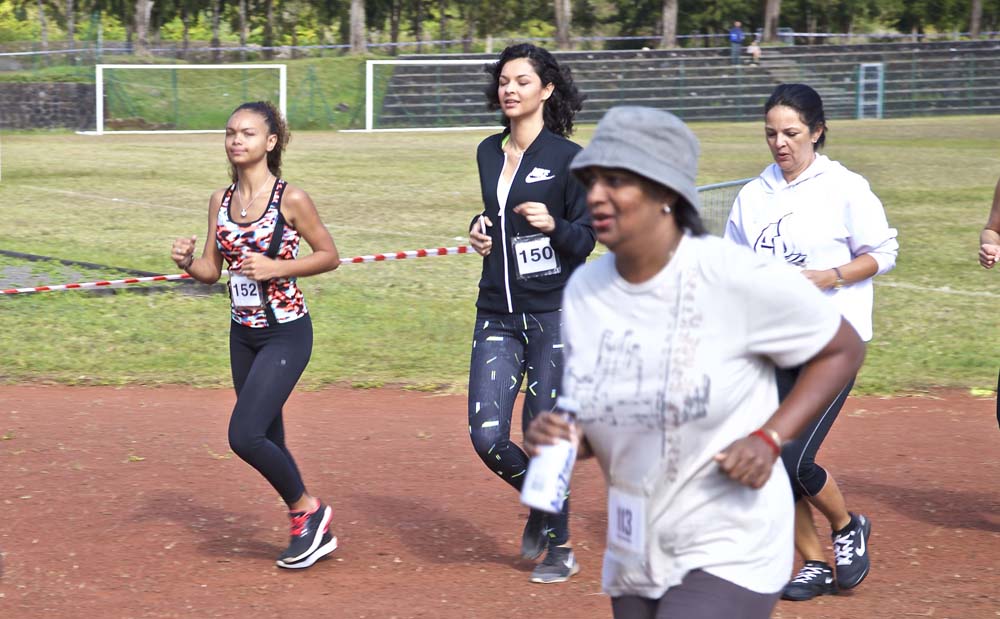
[512,234,561,280]
[229,273,264,309]
[607,487,647,558]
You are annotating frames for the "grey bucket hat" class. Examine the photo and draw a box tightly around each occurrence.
[570,106,700,210]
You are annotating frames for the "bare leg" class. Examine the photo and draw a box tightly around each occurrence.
[795,474,852,562]
[288,493,320,513]
[807,474,852,532]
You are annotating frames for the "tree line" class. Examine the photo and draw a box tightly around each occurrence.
[3,0,999,56]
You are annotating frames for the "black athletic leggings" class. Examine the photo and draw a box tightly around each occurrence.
[467,309,569,546]
[776,365,856,502]
[228,314,312,506]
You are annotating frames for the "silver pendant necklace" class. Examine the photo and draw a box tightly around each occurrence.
[237,176,273,217]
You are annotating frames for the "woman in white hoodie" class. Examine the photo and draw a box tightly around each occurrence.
[725,83,898,602]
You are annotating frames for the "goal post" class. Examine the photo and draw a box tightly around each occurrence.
[90,63,287,135]
[363,59,497,132]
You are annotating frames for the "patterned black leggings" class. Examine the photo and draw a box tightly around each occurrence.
[467,309,569,545]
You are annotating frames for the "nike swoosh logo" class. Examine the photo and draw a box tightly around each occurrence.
[525,174,555,184]
[856,530,866,556]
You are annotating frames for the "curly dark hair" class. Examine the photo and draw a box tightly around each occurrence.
[484,43,584,137]
[228,101,291,182]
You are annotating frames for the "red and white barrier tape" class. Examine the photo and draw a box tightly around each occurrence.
[1,245,472,295]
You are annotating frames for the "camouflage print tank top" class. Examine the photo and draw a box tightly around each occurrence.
[215,179,307,328]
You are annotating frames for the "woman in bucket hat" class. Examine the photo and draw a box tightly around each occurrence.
[524,106,865,618]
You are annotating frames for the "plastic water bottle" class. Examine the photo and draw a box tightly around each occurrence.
[520,397,578,514]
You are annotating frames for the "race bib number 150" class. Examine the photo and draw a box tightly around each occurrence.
[512,234,561,280]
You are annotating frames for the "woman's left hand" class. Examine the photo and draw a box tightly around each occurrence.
[713,435,778,489]
[240,254,282,280]
[513,202,556,234]
[801,269,836,290]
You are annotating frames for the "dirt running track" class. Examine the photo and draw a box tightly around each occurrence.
[0,385,997,619]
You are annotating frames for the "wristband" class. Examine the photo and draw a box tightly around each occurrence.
[832,266,845,289]
[750,429,781,457]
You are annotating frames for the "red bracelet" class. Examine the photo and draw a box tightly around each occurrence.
[750,429,781,457]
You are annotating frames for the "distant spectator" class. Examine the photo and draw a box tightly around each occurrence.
[747,36,762,66]
[729,20,745,65]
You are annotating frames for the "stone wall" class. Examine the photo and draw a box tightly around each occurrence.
[0,83,95,130]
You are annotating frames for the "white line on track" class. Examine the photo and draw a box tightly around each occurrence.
[19,184,448,242]
[876,280,1000,298]
[21,185,194,212]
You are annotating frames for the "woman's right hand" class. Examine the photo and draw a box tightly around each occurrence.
[171,235,197,269]
[469,215,493,256]
[980,243,1000,269]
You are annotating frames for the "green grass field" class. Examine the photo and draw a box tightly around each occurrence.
[1,114,998,394]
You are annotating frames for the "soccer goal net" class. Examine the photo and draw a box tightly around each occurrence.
[91,64,287,135]
[364,59,500,132]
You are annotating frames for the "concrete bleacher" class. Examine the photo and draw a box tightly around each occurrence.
[373,38,1000,128]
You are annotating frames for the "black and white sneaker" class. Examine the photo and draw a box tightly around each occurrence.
[781,561,836,601]
[276,503,333,568]
[832,512,872,589]
[520,509,549,561]
[530,546,580,584]
[276,530,338,569]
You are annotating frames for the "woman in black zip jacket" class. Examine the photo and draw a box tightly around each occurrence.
[466,43,595,585]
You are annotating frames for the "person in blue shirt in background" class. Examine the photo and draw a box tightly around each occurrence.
[729,21,745,65]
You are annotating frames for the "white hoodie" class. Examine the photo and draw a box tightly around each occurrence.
[725,154,898,341]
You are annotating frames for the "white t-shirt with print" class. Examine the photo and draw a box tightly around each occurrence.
[561,234,842,598]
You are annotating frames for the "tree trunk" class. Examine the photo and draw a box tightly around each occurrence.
[36,0,48,52]
[66,0,75,47]
[970,0,983,38]
[133,0,153,56]
[210,0,220,61]
[763,0,781,43]
[180,5,189,59]
[659,0,677,49]
[390,0,401,56]
[554,0,571,50]
[438,0,447,52]
[414,0,423,53]
[239,0,248,60]
[461,1,474,53]
[350,0,367,53]
[263,0,274,59]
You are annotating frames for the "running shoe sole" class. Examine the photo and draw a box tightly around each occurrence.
[530,561,580,584]
[276,535,338,569]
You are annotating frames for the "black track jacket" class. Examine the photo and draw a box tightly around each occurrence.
[473,127,596,314]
